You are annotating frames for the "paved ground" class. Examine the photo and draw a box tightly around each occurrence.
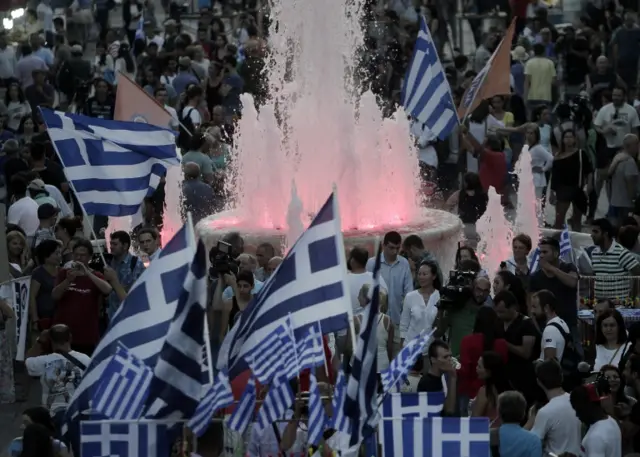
[0,367,41,457]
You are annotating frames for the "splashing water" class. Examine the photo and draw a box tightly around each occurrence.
[225,0,421,230]
[161,164,184,242]
[514,146,541,244]
[285,179,304,253]
[476,187,513,282]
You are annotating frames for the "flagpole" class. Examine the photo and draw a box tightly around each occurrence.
[331,184,357,351]
[316,320,330,379]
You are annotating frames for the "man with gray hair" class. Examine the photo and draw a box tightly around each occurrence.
[497,391,542,456]
[606,133,639,226]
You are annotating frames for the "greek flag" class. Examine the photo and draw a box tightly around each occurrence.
[220,192,352,379]
[307,373,326,446]
[91,342,152,420]
[244,322,298,383]
[297,323,326,372]
[40,108,178,217]
[344,243,381,446]
[145,240,208,421]
[401,16,458,141]
[382,417,491,457]
[188,370,234,437]
[64,224,195,443]
[529,226,573,272]
[255,375,295,435]
[380,330,435,393]
[80,421,171,457]
[227,374,257,433]
[328,369,350,433]
[379,392,445,453]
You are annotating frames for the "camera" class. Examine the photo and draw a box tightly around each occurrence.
[439,269,476,309]
[209,240,239,278]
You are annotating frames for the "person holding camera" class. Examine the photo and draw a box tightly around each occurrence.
[105,231,145,318]
[25,324,91,437]
[51,239,112,356]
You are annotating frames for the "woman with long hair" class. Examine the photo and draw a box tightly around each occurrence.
[445,172,488,249]
[594,310,629,371]
[93,41,115,83]
[4,82,31,132]
[114,43,136,83]
[472,351,512,421]
[18,424,56,457]
[400,261,441,347]
[492,270,528,315]
[550,129,593,231]
[7,406,68,456]
[458,307,508,413]
[7,231,30,276]
[16,115,36,145]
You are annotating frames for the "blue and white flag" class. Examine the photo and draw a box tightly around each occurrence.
[91,342,152,420]
[64,224,195,441]
[328,369,350,434]
[380,330,435,393]
[134,15,145,40]
[255,375,295,435]
[297,323,326,372]
[379,392,446,457]
[244,322,298,383]
[227,374,257,433]
[529,225,573,272]
[307,373,326,446]
[40,108,178,217]
[344,243,381,446]
[145,240,208,421]
[220,192,352,379]
[401,16,458,141]
[188,370,234,437]
[382,417,490,457]
[80,421,171,457]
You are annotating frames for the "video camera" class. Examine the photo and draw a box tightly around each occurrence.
[209,240,239,278]
[438,269,476,309]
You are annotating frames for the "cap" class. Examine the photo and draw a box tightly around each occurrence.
[511,46,528,61]
[71,44,83,54]
[28,179,46,192]
[37,203,59,220]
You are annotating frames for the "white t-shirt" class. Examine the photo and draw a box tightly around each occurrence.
[181,106,202,127]
[580,417,621,457]
[540,316,570,361]
[37,3,54,33]
[593,102,640,148]
[528,144,554,188]
[165,105,179,130]
[531,393,582,456]
[594,342,630,372]
[8,196,40,237]
[410,121,438,168]
[25,351,92,413]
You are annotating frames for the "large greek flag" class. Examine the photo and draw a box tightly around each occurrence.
[40,108,179,217]
[80,421,170,457]
[401,16,458,141]
[64,223,196,442]
[220,191,353,378]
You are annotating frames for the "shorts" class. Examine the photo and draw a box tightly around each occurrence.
[596,146,619,169]
[555,185,588,214]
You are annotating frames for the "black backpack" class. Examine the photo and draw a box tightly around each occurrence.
[177,107,196,149]
[549,322,583,390]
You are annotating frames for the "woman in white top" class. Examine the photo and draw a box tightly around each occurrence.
[113,43,136,84]
[502,233,533,277]
[354,285,392,372]
[4,83,31,132]
[399,261,441,348]
[594,309,629,372]
[94,42,115,81]
[524,124,554,199]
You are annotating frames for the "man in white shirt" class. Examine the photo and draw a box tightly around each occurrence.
[8,174,40,238]
[570,384,622,457]
[25,324,92,434]
[526,359,582,456]
[531,289,570,361]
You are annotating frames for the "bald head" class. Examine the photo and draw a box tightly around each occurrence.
[624,134,639,157]
[184,162,200,179]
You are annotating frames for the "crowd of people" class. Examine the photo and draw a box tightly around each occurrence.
[0,0,640,455]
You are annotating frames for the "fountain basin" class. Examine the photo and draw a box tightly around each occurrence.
[196,208,463,274]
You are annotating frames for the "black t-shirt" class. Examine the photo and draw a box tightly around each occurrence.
[630,400,640,451]
[33,160,67,191]
[417,373,443,393]
[503,314,542,404]
[4,156,29,184]
[530,261,579,327]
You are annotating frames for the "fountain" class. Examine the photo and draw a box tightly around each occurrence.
[195,0,463,271]
[476,187,513,281]
[514,145,541,243]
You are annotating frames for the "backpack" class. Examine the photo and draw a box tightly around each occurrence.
[177,107,196,149]
[549,322,583,390]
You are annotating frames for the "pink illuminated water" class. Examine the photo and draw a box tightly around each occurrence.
[224,0,421,230]
[514,146,541,243]
[476,187,513,281]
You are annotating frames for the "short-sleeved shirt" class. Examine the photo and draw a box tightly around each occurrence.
[591,240,640,299]
[593,103,640,148]
[503,314,541,403]
[34,160,67,192]
[181,149,213,178]
[30,265,57,319]
[524,56,556,101]
[540,316,570,361]
[609,155,639,208]
[530,261,579,326]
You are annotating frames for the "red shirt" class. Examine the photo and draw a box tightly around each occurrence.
[53,269,105,346]
[478,149,507,194]
[510,0,530,17]
[457,334,509,398]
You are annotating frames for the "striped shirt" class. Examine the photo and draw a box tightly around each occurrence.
[591,241,639,300]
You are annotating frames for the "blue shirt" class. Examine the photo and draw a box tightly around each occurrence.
[365,254,413,325]
[8,437,67,457]
[171,71,199,96]
[33,47,54,67]
[108,253,145,317]
[499,424,542,457]
[511,62,525,97]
